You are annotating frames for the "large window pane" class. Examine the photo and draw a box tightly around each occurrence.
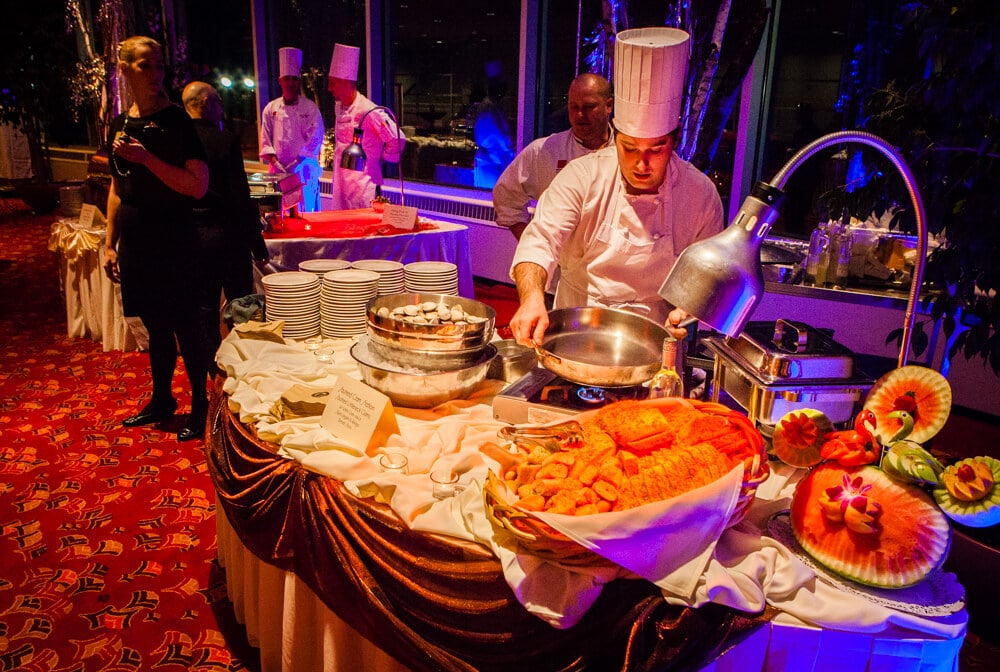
[388,0,520,189]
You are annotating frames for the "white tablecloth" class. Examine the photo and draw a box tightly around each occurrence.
[212,334,967,672]
[49,217,145,351]
[261,221,474,298]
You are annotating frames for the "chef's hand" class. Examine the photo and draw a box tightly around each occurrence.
[665,307,694,341]
[509,294,549,347]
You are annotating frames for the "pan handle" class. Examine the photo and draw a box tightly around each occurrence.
[529,339,562,365]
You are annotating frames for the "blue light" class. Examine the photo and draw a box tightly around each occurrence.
[219,76,233,89]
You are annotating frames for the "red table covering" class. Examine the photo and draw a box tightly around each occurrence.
[265,208,438,240]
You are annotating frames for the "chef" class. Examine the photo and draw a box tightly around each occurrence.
[258,47,325,212]
[327,42,405,210]
[508,27,724,345]
[492,73,614,241]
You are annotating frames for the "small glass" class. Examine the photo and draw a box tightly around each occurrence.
[304,335,324,352]
[379,452,409,475]
[430,470,464,499]
[314,347,336,365]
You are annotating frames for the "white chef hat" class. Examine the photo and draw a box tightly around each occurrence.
[329,43,360,81]
[613,27,690,137]
[278,47,302,78]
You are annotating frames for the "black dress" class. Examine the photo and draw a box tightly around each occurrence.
[107,105,206,318]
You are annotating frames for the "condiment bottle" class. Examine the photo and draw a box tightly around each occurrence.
[804,222,831,286]
[829,221,854,289]
[649,336,684,399]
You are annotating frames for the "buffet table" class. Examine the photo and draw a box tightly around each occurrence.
[48,216,145,351]
[207,334,968,672]
[261,210,474,298]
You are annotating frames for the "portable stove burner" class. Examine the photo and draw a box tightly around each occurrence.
[493,368,647,425]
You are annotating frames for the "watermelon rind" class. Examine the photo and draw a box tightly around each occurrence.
[790,463,951,588]
[933,456,1000,528]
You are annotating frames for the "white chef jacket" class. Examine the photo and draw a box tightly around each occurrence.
[511,145,724,325]
[332,92,405,210]
[492,128,614,229]
[259,96,325,212]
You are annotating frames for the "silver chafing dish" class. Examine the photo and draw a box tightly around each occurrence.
[248,172,303,216]
[703,318,873,426]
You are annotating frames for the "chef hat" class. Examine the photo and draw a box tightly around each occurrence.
[613,27,690,137]
[329,43,360,81]
[278,47,302,78]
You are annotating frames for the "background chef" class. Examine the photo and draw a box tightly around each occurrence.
[258,47,325,212]
[327,42,406,210]
[508,27,724,345]
[492,73,614,241]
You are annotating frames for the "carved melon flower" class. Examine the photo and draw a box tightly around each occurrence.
[820,473,883,534]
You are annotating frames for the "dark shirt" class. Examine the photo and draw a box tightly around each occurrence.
[191,118,267,260]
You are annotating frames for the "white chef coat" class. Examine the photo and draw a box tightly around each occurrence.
[492,128,614,229]
[511,145,724,325]
[332,92,406,210]
[259,96,325,212]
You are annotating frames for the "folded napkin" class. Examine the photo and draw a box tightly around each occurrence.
[275,383,333,420]
[232,319,285,343]
[223,294,266,325]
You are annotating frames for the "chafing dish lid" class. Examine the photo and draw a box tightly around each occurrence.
[707,318,858,383]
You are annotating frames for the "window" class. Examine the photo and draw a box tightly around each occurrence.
[386,0,520,189]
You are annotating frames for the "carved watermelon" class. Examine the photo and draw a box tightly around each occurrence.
[790,462,951,588]
[933,456,1000,528]
[771,409,832,467]
[864,365,951,444]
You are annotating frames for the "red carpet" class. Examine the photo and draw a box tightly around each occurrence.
[0,204,259,671]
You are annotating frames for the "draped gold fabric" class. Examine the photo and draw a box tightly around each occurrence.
[48,219,104,261]
[205,385,775,671]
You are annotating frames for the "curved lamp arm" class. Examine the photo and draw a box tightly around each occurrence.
[340,104,406,207]
[772,131,927,367]
[659,130,927,368]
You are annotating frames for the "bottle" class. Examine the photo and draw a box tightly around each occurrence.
[829,221,854,289]
[804,222,831,286]
[649,336,684,399]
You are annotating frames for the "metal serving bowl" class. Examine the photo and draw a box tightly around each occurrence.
[351,335,497,409]
[366,293,496,367]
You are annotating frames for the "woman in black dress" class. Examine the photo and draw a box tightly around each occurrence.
[103,36,211,441]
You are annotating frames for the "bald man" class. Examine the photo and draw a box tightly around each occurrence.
[492,73,614,240]
[183,81,268,371]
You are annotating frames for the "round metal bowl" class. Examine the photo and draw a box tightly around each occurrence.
[366,293,496,353]
[487,339,539,382]
[351,335,497,409]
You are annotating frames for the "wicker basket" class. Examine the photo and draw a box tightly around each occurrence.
[483,397,769,567]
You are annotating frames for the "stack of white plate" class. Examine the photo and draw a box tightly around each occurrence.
[321,269,381,338]
[404,261,459,295]
[299,258,352,277]
[261,271,321,339]
[351,259,406,295]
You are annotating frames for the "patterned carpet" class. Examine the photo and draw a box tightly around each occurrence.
[0,201,259,671]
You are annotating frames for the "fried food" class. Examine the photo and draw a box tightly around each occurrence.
[492,400,757,515]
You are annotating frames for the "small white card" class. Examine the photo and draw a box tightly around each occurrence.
[78,203,98,228]
[381,203,419,230]
[320,376,400,453]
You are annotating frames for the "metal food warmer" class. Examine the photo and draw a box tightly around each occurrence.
[248,171,303,218]
[702,318,874,427]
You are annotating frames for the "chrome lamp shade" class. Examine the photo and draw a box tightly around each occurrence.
[340,128,367,172]
[659,182,784,337]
